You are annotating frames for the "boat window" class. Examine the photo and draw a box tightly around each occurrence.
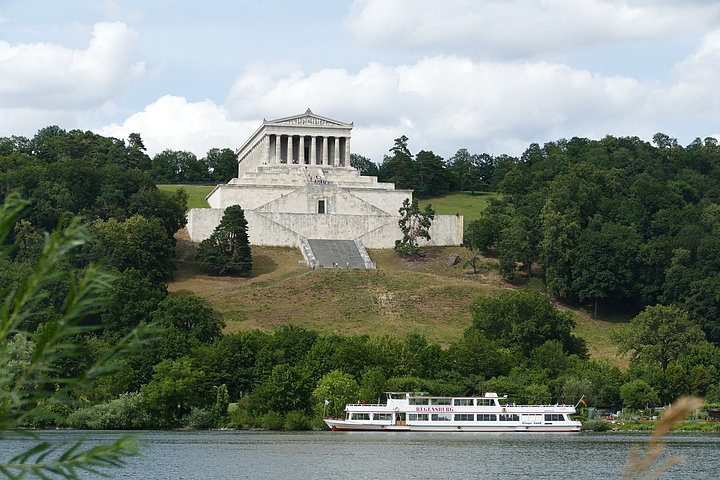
[408,414,429,421]
[454,414,474,421]
[409,397,430,405]
[431,413,452,421]
[477,414,497,422]
[476,399,493,406]
[544,414,565,422]
[388,393,406,400]
[373,413,392,421]
[431,398,451,405]
[453,398,473,406]
[352,413,370,421]
[499,414,520,421]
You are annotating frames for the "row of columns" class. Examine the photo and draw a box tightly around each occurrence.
[263,134,350,167]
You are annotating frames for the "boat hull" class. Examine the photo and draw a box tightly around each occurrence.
[324,418,580,432]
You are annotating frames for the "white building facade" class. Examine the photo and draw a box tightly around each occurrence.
[186,110,463,250]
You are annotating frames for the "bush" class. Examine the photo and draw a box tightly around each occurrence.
[583,419,610,432]
[184,407,218,429]
[259,411,285,430]
[66,392,152,429]
[284,410,310,431]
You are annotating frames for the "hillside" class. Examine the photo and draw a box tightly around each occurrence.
[170,234,626,364]
[165,186,625,364]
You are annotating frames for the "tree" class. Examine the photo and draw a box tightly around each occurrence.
[91,214,176,282]
[620,379,660,409]
[394,198,434,257]
[615,304,705,371]
[141,357,212,426]
[464,217,499,253]
[312,370,359,418]
[196,205,252,275]
[0,195,140,477]
[205,148,238,183]
[469,290,587,357]
[378,136,415,189]
[350,153,379,177]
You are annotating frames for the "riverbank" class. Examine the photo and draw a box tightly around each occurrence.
[584,418,720,432]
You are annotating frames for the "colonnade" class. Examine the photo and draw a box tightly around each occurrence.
[263,134,350,167]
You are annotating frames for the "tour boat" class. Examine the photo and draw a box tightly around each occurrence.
[324,392,581,432]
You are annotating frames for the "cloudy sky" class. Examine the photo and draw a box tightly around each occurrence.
[2,0,720,161]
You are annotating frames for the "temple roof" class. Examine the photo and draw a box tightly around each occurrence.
[264,109,353,128]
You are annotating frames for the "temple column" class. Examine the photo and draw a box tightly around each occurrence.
[310,136,317,165]
[288,135,294,164]
[263,135,270,164]
[299,136,305,164]
[333,136,340,167]
[344,137,350,167]
[275,134,281,164]
[322,136,328,165]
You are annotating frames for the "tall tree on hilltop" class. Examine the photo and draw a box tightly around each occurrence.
[205,148,238,183]
[378,136,415,189]
[196,205,252,275]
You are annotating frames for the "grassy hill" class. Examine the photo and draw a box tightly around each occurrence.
[158,184,214,209]
[165,186,626,365]
[171,237,626,365]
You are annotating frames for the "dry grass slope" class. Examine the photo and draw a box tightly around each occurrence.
[170,231,626,363]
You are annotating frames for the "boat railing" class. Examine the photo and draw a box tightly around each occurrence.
[502,404,575,408]
[346,403,384,407]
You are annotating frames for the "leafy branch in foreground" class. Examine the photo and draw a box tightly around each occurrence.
[0,193,143,479]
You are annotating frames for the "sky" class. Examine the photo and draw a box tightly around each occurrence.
[2,0,720,162]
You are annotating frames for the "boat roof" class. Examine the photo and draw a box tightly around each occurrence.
[385,392,507,398]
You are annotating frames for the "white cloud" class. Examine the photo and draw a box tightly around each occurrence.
[660,29,720,116]
[346,0,720,58]
[98,95,255,157]
[224,56,648,159]
[0,21,144,109]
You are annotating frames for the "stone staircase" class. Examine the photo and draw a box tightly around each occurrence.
[302,238,375,269]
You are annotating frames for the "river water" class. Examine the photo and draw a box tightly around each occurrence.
[1,430,719,479]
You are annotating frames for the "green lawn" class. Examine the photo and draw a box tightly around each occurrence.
[419,191,498,224]
[158,184,215,209]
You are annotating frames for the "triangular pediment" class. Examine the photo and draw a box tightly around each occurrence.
[265,109,352,128]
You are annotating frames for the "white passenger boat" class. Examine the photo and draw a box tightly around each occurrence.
[324,392,581,432]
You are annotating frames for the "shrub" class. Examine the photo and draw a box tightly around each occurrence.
[66,392,152,429]
[583,419,610,432]
[259,411,284,430]
[284,410,310,431]
[184,407,218,429]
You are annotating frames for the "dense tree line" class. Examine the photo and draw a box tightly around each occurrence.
[476,135,720,336]
[351,136,512,198]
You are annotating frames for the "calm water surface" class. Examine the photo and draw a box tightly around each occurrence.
[2,430,719,479]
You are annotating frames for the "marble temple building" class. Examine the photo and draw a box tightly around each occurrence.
[186,110,463,268]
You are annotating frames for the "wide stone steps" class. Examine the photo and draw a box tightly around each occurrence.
[305,239,373,269]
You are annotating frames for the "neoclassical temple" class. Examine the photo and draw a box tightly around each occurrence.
[238,109,352,170]
[186,110,463,268]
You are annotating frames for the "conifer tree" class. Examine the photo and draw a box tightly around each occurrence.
[196,205,252,275]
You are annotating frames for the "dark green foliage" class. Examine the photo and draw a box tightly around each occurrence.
[350,153,379,177]
[469,290,587,357]
[488,134,720,334]
[205,148,238,183]
[196,205,252,275]
[615,304,705,371]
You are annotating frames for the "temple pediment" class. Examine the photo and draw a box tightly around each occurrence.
[264,109,352,128]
